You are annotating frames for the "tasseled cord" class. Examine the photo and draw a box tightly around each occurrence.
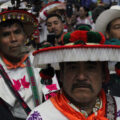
[39,64,55,85]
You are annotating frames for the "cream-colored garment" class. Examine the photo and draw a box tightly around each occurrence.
[27,96,120,120]
[0,53,43,119]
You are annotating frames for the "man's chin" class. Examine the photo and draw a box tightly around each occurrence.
[68,94,93,108]
[10,52,26,59]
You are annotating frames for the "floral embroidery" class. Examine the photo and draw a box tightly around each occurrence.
[13,75,30,91]
[117,110,120,117]
[45,92,57,100]
[28,111,42,120]
[21,75,30,88]
[13,79,21,91]
[46,84,58,91]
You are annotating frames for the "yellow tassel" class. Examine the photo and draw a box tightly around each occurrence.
[2,15,6,21]
[21,14,24,20]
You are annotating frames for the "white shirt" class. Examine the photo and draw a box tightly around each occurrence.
[0,53,43,119]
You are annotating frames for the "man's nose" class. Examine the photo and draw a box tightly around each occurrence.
[10,33,17,42]
[77,72,86,80]
[76,69,87,81]
[51,24,55,30]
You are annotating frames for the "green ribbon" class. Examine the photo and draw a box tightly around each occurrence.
[26,58,40,106]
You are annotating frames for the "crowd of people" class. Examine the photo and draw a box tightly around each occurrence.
[0,0,120,120]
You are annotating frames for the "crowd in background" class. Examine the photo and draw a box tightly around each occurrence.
[0,0,120,120]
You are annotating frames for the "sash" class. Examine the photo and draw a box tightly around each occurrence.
[26,58,40,106]
[0,64,31,115]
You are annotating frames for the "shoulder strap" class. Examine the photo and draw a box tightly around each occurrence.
[0,64,31,115]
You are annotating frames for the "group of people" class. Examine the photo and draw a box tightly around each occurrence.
[0,0,120,120]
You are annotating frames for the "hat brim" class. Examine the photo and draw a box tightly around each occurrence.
[0,10,38,37]
[95,9,120,35]
[33,45,120,68]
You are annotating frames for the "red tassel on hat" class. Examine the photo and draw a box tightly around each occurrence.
[115,68,120,76]
[39,65,55,85]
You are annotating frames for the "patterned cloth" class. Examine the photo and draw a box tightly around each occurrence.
[0,52,43,119]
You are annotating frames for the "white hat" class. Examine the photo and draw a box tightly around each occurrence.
[32,30,120,69]
[95,5,120,35]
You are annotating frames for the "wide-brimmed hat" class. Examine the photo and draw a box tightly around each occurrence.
[0,9,38,38]
[95,5,120,35]
[32,30,120,69]
[39,1,62,21]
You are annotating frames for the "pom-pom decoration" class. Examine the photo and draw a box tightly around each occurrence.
[40,65,55,85]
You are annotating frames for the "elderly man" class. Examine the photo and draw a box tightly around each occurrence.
[27,30,120,120]
[0,10,43,120]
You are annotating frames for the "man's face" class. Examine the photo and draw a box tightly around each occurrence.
[106,18,120,40]
[0,23,27,58]
[47,16,64,36]
[61,61,104,104]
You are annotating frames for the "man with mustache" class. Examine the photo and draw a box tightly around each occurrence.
[27,30,120,120]
[0,10,43,120]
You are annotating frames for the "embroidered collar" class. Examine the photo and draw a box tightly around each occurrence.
[1,54,28,69]
[50,89,117,120]
[68,97,102,118]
